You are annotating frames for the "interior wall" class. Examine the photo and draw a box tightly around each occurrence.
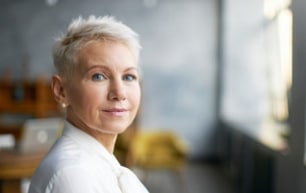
[221,0,268,135]
[0,0,218,158]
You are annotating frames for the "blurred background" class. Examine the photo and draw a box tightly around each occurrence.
[0,0,306,193]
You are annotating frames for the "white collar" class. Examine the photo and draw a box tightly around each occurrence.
[63,120,149,193]
[63,121,121,173]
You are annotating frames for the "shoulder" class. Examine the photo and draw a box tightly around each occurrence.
[29,136,119,193]
[29,164,120,193]
[45,166,101,193]
[36,135,84,173]
[29,155,120,193]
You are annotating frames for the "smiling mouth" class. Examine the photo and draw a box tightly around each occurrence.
[104,108,127,112]
[103,108,128,116]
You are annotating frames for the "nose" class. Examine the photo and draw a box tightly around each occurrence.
[107,79,126,101]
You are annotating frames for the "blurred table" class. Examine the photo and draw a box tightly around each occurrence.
[0,149,45,193]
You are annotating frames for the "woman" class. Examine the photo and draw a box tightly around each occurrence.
[28,15,149,193]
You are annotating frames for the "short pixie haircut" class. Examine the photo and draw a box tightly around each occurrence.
[52,15,141,78]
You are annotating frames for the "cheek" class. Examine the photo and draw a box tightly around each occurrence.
[68,86,102,107]
[130,86,141,108]
[82,87,105,106]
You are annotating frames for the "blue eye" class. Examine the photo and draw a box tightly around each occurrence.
[92,73,106,81]
[123,74,136,81]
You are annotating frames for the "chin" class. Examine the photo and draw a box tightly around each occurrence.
[100,124,129,134]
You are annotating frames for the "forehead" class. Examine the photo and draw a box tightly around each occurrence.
[75,40,137,72]
[81,39,134,58]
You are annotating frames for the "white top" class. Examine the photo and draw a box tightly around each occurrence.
[28,121,149,193]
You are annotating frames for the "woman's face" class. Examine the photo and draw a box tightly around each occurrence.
[64,40,140,135]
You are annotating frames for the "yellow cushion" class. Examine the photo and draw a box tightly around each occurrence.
[130,131,188,170]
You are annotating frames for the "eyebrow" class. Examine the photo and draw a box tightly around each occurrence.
[124,67,139,72]
[82,65,109,76]
[85,65,108,72]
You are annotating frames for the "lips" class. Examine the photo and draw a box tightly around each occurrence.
[103,108,128,116]
[104,108,127,112]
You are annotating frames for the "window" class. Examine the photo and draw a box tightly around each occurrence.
[264,0,292,124]
[256,0,292,150]
[220,0,292,150]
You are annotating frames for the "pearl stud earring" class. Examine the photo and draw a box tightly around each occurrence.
[61,103,67,108]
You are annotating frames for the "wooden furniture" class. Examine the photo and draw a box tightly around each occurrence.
[0,78,59,118]
[0,78,60,193]
[0,78,60,140]
[0,149,46,193]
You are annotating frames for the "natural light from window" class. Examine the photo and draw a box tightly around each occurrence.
[258,0,292,151]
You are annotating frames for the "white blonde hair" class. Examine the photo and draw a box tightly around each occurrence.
[52,15,141,78]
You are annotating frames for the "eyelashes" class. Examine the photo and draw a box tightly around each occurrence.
[123,74,137,81]
[91,73,138,82]
[92,73,106,81]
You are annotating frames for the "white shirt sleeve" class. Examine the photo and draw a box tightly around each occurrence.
[44,166,122,193]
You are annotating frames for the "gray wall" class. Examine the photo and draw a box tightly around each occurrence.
[0,0,218,158]
[221,0,269,135]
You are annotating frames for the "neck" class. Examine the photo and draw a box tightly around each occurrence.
[94,132,118,153]
[79,126,118,153]
[66,117,118,154]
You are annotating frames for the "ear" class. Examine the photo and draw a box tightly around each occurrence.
[51,75,68,106]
